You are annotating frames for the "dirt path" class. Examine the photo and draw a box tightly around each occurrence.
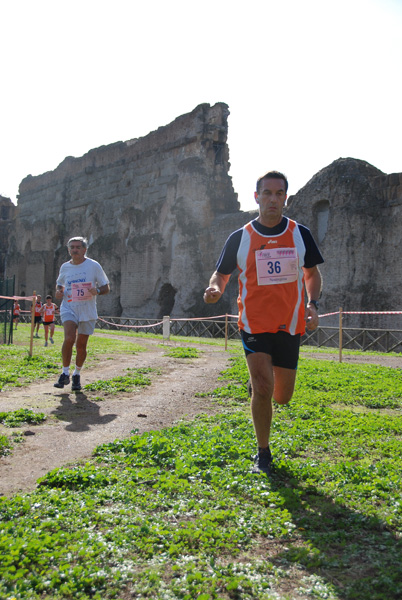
[0,338,231,497]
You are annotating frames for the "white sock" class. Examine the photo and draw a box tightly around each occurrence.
[62,367,70,376]
[73,367,82,376]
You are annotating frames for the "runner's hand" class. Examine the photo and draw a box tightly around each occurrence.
[305,306,319,331]
[203,287,222,304]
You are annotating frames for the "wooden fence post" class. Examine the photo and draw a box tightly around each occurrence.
[224,314,228,351]
[339,307,343,363]
[163,315,170,341]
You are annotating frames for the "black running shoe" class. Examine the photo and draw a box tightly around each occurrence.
[54,373,70,388]
[246,379,252,397]
[72,374,82,391]
[252,447,272,476]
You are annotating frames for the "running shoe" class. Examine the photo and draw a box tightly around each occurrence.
[247,379,252,397]
[54,373,70,388]
[44,341,48,347]
[50,338,54,344]
[252,447,272,476]
[72,374,82,392]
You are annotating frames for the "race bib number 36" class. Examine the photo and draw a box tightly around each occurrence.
[255,248,298,285]
[71,282,93,301]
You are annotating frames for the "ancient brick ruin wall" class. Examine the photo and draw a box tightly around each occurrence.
[6,103,249,318]
[285,157,402,329]
[0,196,17,280]
[5,102,402,329]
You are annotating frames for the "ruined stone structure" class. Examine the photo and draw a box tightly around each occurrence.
[285,158,402,329]
[6,103,251,318]
[4,103,402,330]
[0,196,17,280]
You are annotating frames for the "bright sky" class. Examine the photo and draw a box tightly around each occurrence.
[1,0,401,212]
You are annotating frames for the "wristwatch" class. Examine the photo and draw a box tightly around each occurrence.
[308,300,319,309]
[96,288,101,295]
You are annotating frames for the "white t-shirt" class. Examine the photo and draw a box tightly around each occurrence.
[57,257,109,322]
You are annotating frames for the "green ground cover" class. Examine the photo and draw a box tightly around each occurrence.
[0,333,401,599]
[83,368,153,394]
[163,347,200,359]
[0,326,146,391]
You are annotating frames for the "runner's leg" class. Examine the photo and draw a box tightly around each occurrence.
[62,321,78,368]
[246,352,274,448]
[272,366,297,405]
[75,333,90,368]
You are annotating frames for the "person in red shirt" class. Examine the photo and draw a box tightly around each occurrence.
[204,170,324,476]
[33,295,43,338]
[13,300,20,330]
[40,295,59,347]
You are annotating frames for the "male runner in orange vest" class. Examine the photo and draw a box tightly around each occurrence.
[33,295,43,338]
[41,295,59,347]
[204,171,323,475]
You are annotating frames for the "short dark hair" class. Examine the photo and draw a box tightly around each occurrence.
[46,295,52,300]
[256,171,288,194]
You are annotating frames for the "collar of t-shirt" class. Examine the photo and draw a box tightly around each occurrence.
[252,216,287,236]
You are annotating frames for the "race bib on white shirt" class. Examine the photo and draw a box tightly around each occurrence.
[255,248,298,285]
[71,282,93,301]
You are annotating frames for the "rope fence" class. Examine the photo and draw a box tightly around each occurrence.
[3,294,402,357]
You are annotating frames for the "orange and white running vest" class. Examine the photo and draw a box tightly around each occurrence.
[34,302,42,316]
[237,219,306,335]
[43,304,56,323]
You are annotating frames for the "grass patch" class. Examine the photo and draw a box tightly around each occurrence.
[94,327,242,349]
[300,343,402,358]
[0,352,60,390]
[164,346,200,359]
[83,367,153,394]
[296,358,402,409]
[0,434,12,456]
[0,325,146,390]
[1,338,402,599]
[0,410,46,456]
[0,408,46,428]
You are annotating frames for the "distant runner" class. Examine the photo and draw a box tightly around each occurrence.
[54,236,110,392]
[13,300,20,330]
[33,295,43,338]
[41,295,59,347]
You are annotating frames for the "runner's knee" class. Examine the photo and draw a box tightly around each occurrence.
[250,374,273,398]
[273,392,293,405]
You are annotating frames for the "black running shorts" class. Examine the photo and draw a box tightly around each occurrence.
[240,330,301,370]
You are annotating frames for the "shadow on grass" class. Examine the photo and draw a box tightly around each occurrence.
[51,393,117,432]
[267,464,402,600]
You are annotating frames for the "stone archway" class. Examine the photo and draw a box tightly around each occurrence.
[158,283,177,318]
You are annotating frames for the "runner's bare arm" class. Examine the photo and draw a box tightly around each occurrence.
[203,271,231,304]
[89,283,110,296]
[55,285,64,300]
[303,265,322,330]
